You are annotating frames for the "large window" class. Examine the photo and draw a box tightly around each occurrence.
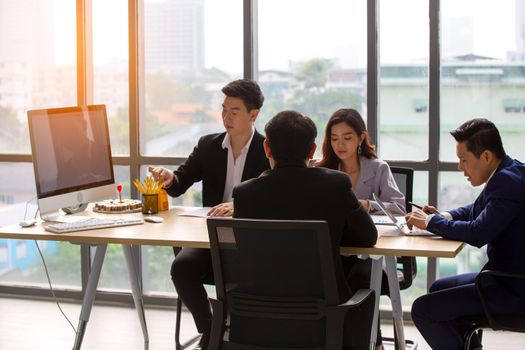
[93,0,130,156]
[142,0,242,157]
[0,0,79,289]
[441,0,525,163]
[1,0,525,313]
[258,0,367,151]
[379,0,429,161]
[0,0,76,154]
[0,163,82,288]
[141,0,242,296]
[439,0,525,277]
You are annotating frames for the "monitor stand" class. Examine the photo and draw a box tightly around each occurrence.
[62,203,89,215]
[41,203,89,223]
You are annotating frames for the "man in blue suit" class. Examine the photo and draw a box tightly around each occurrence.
[406,118,525,350]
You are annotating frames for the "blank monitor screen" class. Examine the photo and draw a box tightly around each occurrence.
[28,105,115,220]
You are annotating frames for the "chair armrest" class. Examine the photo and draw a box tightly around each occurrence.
[325,289,375,315]
[476,270,525,331]
[340,289,375,308]
[397,256,417,290]
[325,289,375,349]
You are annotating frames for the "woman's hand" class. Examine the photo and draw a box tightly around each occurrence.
[359,199,371,213]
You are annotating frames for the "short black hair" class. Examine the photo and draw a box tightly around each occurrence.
[264,110,317,165]
[450,118,506,159]
[221,79,264,111]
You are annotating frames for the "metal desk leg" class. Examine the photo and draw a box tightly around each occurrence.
[385,255,406,350]
[122,244,149,350]
[73,244,107,350]
[427,257,438,292]
[369,255,383,350]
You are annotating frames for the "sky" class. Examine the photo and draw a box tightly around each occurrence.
[51,0,520,74]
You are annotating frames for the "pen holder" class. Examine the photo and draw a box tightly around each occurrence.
[142,194,159,214]
[158,189,169,212]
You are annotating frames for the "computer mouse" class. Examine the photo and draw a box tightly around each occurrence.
[19,218,37,227]
[144,216,164,223]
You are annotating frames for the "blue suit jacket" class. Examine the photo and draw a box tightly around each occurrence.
[428,156,525,306]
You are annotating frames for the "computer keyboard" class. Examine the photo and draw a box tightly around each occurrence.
[45,217,144,233]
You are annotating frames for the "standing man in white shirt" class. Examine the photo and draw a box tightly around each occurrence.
[150,79,270,349]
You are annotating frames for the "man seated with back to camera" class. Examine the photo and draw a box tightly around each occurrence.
[233,110,378,350]
[406,118,525,350]
[149,79,270,350]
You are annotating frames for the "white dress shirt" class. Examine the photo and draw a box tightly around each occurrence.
[221,128,255,202]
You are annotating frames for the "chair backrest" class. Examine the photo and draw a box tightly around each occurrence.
[207,217,341,348]
[461,270,525,349]
[389,166,417,290]
[390,166,414,213]
[476,270,525,332]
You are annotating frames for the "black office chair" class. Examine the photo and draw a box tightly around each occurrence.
[389,166,417,291]
[386,166,418,349]
[460,270,525,350]
[172,247,214,350]
[206,217,376,350]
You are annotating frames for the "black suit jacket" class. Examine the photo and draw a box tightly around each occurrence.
[233,163,378,300]
[166,131,270,207]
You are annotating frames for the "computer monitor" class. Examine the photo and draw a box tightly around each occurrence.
[28,105,115,222]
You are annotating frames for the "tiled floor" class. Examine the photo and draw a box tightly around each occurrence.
[0,296,523,349]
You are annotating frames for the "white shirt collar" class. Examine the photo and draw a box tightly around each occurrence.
[485,167,497,187]
[221,126,255,152]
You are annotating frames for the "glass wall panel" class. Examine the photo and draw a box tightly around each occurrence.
[413,171,429,207]
[93,0,130,155]
[0,0,76,153]
[436,171,487,281]
[0,163,81,288]
[378,0,429,161]
[258,0,367,153]
[377,170,427,308]
[143,245,175,295]
[97,166,134,291]
[438,171,482,211]
[441,0,525,161]
[142,0,242,157]
[139,165,201,295]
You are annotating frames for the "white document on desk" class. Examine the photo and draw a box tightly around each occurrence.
[178,207,212,218]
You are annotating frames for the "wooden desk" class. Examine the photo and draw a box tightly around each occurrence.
[0,207,209,248]
[0,207,465,350]
[346,225,464,258]
[0,209,464,255]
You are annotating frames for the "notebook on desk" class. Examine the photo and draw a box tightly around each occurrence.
[372,193,434,236]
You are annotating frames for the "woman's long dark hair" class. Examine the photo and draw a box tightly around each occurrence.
[316,108,377,169]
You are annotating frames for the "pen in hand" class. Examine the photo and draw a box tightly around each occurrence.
[408,201,423,210]
[409,201,440,215]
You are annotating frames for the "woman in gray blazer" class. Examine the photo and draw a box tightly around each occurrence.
[317,108,406,350]
[316,108,405,215]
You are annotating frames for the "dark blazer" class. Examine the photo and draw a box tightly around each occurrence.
[233,163,378,300]
[428,155,525,303]
[165,131,270,207]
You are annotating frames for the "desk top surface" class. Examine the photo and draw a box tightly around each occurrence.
[0,206,464,258]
